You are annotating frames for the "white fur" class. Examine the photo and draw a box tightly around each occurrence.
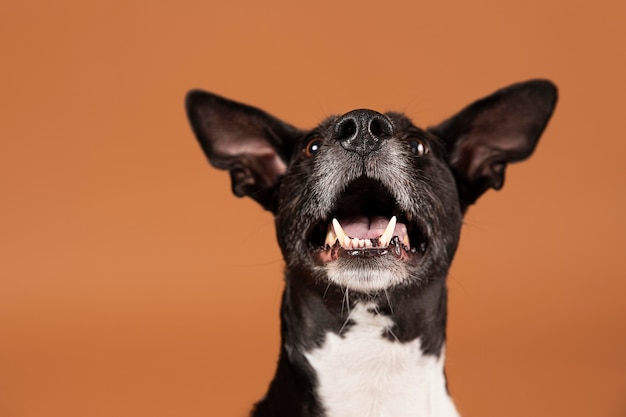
[324,263,409,292]
[304,303,459,417]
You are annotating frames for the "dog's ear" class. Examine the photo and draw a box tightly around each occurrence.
[428,79,557,208]
[185,90,302,213]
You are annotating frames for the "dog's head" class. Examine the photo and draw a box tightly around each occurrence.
[186,80,557,294]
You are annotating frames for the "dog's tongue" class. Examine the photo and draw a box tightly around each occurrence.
[340,215,404,240]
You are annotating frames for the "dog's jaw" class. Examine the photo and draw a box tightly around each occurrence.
[319,256,413,293]
[309,180,432,292]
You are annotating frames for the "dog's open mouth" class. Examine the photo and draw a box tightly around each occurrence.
[309,178,427,263]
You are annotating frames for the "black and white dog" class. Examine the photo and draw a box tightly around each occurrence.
[185,80,557,417]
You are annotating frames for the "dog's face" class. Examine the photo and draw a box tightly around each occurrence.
[274,111,463,293]
[186,80,557,294]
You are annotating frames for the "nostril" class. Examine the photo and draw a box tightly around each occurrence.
[369,116,393,138]
[334,110,391,156]
[334,117,358,140]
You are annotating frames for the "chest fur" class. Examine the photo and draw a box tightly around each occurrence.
[304,303,459,417]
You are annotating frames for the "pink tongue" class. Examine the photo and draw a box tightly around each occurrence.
[339,215,406,240]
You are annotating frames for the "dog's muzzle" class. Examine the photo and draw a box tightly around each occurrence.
[304,110,429,269]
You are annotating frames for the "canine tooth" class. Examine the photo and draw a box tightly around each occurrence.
[325,223,337,246]
[402,234,410,248]
[332,219,349,248]
[379,216,397,248]
[343,235,351,249]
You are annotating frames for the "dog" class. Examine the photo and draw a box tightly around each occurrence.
[185,80,557,417]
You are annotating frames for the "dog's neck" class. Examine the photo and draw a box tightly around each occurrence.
[253,271,459,417]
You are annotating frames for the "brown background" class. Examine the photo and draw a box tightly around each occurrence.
[1,0,625,416]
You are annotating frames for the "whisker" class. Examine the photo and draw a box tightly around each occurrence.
[383,288,394,316]
[341,287,351,317]
[322,281,333,300]
[386,326,400,342]
[338,291,353,336]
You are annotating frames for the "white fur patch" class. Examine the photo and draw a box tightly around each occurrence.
[304,303,459,417]
[324,262,409,292]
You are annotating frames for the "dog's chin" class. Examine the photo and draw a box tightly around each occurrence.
[311,239,425,293]
[316,256,413,293]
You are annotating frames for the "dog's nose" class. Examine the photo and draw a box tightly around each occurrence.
[333,110,393,157]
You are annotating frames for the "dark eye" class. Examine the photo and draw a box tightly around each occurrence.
[408,138,428,157]
[304,137,323,157]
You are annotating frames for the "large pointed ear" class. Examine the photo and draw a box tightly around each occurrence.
[428,79,558,208]
[185,90,302,213]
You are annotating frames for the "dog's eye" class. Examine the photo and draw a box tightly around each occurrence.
[408,138,428,157]
[304,137,323,157]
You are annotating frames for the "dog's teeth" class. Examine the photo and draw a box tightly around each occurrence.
[402,234,410,248]
[332,219,350,249]
[332,217,401,250]
[378,216,397,248]
[325,223,337,247]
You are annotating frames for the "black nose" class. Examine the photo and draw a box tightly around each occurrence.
[332,109,393,157]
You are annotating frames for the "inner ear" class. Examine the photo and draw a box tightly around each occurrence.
[185,90,303,212]
[428,79,558,208]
